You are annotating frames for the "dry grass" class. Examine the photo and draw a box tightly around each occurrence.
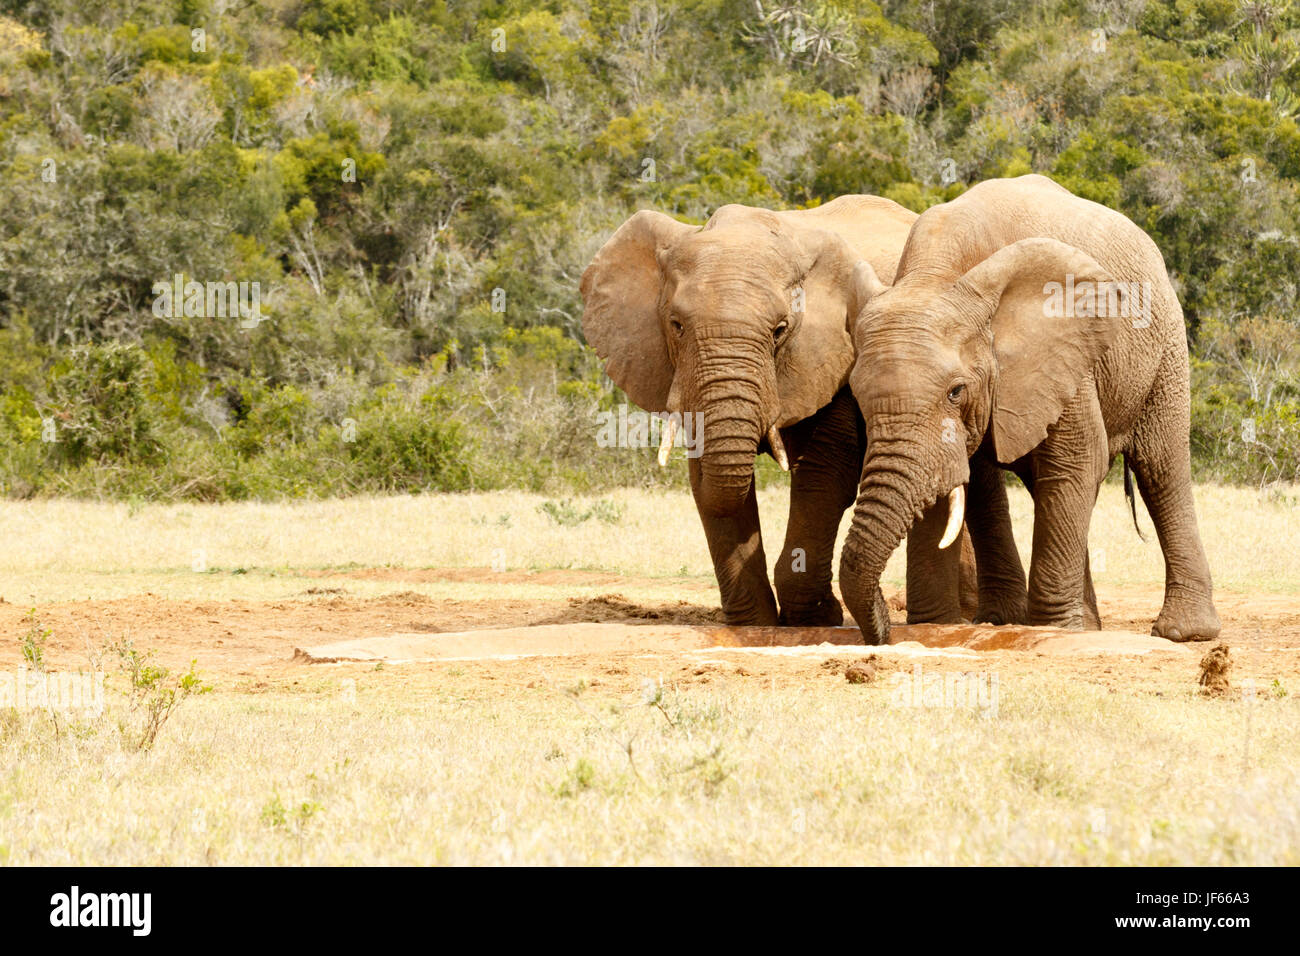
[3,669,1296,865]
[0,483,1297,865]
[0,481,1295,603]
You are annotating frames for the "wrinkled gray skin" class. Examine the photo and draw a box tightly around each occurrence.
[582,197,982,626]
[839,174,1222,645]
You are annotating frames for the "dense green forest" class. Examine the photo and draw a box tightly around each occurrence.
[0,0,1296,499]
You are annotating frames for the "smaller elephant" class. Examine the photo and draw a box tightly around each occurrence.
[838,174,1221,645]
[581,196,979,626]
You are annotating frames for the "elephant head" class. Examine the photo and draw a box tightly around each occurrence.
[839,237,1133,642]
[580,203,887,517]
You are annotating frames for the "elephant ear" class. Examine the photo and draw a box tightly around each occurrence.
[580,210,695,411]
[775,235,888,426]
[953,237,1130,463]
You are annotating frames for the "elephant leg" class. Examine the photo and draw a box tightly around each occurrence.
[905,499,964,624]
[1126,381,1221,641]
[966,454,1028,626]
[1018,467,1099,627]
[689,457,778,625]
[957,530,979,620]
[1082,552,1101,630]
[775,389,862,626]
[1025,390,1108,630]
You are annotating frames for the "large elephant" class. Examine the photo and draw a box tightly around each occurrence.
[838,174,1221,645]
[582,196,948,626]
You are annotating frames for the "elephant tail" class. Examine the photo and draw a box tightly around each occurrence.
[1123,455,1147,542]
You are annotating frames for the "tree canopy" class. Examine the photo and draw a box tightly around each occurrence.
[0,0,1297,496]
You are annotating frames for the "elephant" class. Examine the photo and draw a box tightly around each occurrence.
[838,174,1222,645]
[581,196,983,626]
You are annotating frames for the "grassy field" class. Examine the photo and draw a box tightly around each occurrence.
[2,481,1297,602]
[4,669,1296,865]
[0,482,1297,865]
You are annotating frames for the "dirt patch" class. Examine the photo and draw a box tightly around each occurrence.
[294,622,873,663]
[540,594,725,626]
[1,575,1297,699]
[298,567,717,590]
[846,657,879,684]
[1197,643,1233,697]
[291,621,1195,664]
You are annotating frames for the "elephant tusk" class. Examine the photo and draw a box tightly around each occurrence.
[767,424,789,471]
[657,416,678,467]
[939,484,964,549]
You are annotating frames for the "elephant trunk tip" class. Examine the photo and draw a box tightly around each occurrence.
[839,548,892,645]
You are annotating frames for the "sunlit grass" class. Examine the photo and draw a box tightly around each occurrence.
[0,482,1295,603]
[0,483,1296,865]
[2,671,1295,865]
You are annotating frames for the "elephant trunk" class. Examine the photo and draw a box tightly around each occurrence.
[838,443,923,643]
[689,339,776,517]
[840,424,972,643]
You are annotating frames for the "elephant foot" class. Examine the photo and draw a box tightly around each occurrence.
[719,594,780,627]
[1152,587,1221,642]
[974,590,1028,627]
[723,608,780,626]
[907,608,964,625]
[1026,605,1087,631]
[778,596,844,627]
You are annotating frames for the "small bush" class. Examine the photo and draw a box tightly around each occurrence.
[110,638,212,751]
[537,497,625,526]
[344,403,474,492]
[42,343,163,466]
[20,608,49,669]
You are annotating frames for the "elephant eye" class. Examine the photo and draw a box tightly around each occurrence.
[773,320,789,342]
[670,318,684,338]
[947,383,966,403]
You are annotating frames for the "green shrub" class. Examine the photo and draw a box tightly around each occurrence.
[224,379,321,457]
[344,403,474,492]
[537,497,625,526]
[42,343,163,466]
